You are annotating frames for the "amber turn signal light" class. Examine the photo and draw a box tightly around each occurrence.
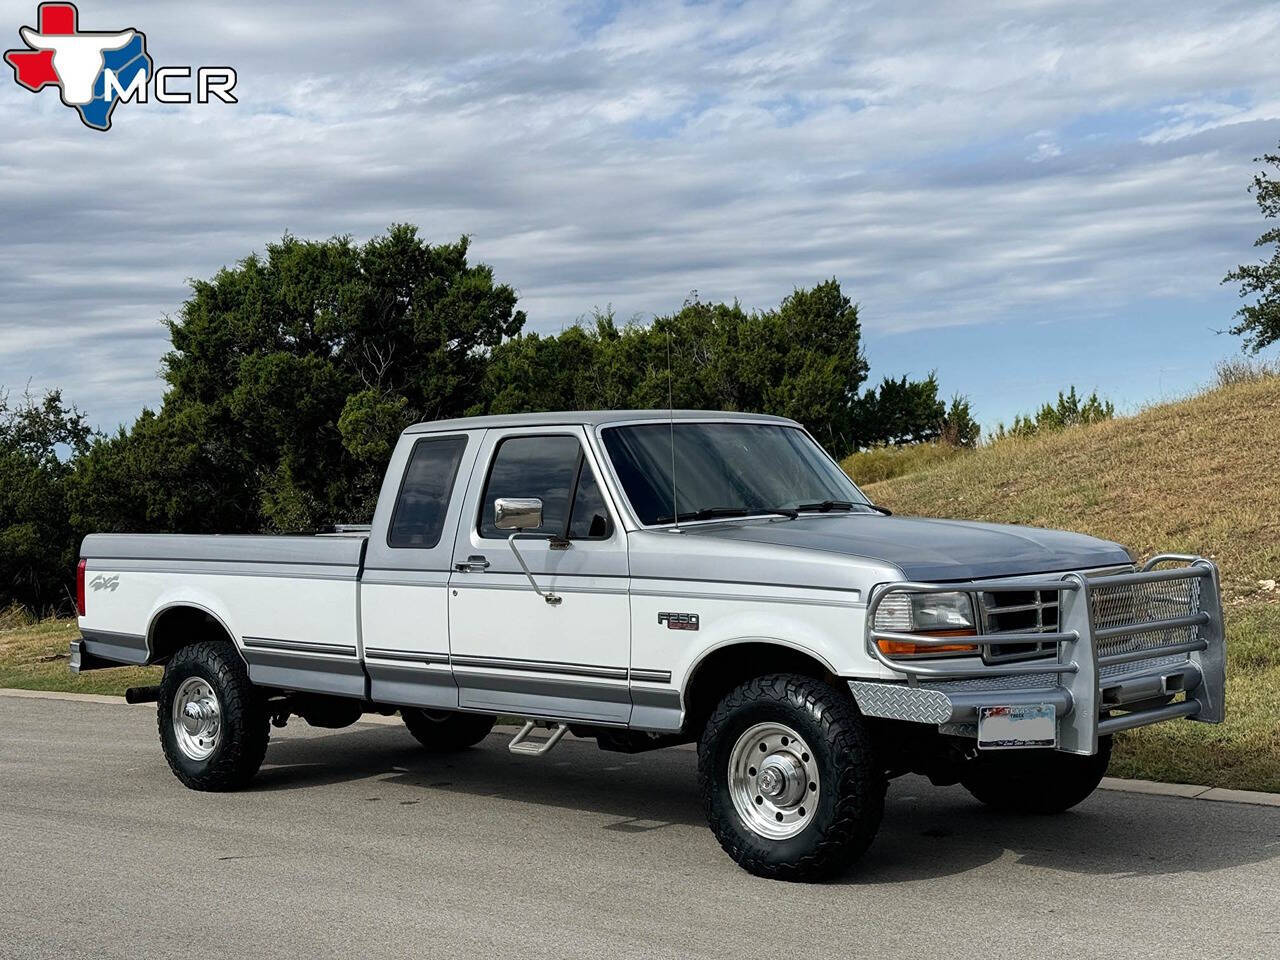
[876,629,979,657]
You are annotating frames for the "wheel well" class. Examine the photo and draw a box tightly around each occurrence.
[682,642,839,739]
[148,606,235,664]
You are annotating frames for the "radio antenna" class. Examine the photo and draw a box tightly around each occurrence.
[667,326,680,530]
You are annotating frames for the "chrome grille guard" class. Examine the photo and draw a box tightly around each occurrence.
[863,555,1226,755]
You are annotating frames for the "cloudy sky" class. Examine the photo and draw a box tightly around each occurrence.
[2,0,1278,433]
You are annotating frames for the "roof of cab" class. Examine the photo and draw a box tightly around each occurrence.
[403,409,800,435]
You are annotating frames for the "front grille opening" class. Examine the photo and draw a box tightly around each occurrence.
[981,588,1059,663]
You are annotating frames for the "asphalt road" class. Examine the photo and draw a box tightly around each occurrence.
[2,695,1278,960]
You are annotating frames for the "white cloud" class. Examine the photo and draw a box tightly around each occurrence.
[0,0,1277,429]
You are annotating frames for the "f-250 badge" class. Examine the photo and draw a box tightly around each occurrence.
[657,611,699,631]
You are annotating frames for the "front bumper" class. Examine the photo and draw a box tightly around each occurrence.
[849,555,1226,755]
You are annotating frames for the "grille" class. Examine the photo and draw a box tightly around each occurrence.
[979,588,1059,663]
[1090,576,1201,662]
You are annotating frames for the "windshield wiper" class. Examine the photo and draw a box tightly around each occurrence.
[656,505,799,524]
[795,500,893,516]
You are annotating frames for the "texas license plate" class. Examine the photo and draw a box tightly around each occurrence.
[977,703,1057,750]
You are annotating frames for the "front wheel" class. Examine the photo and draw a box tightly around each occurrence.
[960,735,1112,814]
[158,641,269,791]
[697,674,885,882]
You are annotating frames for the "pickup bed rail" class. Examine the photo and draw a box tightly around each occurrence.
[854,555,1225,754]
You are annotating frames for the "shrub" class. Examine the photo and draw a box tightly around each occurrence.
[991,386,1114,441]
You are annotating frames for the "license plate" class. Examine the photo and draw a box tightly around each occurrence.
[977,703,1057,750]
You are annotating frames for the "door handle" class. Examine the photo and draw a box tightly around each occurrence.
[455,555,491,572]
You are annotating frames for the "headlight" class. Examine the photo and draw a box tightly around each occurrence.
[873,590,978,657]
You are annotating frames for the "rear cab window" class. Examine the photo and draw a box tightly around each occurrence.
[388,435,468,548]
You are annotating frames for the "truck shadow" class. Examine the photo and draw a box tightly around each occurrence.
[254,724,1280,883]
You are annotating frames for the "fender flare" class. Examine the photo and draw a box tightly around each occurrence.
[145,599,248,668]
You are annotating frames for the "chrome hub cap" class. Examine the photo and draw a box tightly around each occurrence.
[728,721,820,840]
[172,677,221,761]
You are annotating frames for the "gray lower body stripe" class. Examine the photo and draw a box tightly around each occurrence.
[243,647,365,699]
[242,636,357,657]
[629,668,673,683]
[364,647,450,665]
[360,650,670,684]
[450,654,628,680]
[79,628,150,666]
[367,660,458,711]
[457,671,631,724]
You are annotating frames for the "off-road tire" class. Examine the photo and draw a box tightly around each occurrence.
[158,641,269,791]
[697,673,885,882]
[960,735,1112,814]
[401,708,497,752]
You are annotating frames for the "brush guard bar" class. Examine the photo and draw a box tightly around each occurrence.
[857,556,1225,755]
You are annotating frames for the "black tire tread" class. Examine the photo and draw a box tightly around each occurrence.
[697,673,885,882]
[960,735,1112,814]
[158,641,269,792]
[401,709,497,752]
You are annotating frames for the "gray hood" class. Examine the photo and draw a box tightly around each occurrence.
[678,513,1132,582]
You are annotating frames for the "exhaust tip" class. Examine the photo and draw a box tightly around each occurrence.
[124,685,161,705]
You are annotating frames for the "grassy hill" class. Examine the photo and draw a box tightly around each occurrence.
[861,375,1280,792]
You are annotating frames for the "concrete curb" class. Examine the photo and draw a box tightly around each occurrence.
[4,687,1278,807]
[0,687,127,705]
[1100,777,1280,807]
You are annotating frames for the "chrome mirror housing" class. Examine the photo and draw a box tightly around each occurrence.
[495,497,543,531]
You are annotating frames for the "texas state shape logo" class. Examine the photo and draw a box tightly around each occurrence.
[4,3,151,131]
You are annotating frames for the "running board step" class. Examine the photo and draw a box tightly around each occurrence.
[508,721,569,756]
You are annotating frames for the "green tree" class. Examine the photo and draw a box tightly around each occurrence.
[940,393,981,447]
[72,226,525,534]
[481,281,875,454]
[0,389,92,612]
[853,373,948,447]
[1224,143,1280,351]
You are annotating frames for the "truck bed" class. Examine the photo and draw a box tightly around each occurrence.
[78,533,369,697]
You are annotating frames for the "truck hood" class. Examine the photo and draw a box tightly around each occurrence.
[677,513,1132,582]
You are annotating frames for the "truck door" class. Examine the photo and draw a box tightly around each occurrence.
[361,429,482,710]
[448,426,631,724]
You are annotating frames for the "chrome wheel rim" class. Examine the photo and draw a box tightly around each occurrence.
[728,721,820,840]
[172,677,221,761]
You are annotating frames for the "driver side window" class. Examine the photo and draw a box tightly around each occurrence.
[478,435,613,541]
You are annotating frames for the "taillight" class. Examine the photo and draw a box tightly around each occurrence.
[76,558,87,616]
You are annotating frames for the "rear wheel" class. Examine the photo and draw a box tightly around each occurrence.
[401,708,496,752]
[697,674,885,882]
[158,641,269,791]
[960,735,1112,814]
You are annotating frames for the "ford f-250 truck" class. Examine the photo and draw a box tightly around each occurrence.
[73,411,1225,881]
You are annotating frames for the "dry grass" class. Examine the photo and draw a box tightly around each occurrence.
[863,376,1280,602]
[1214,354,1280,388]
[0,611,158,696]
[862,375,1280,792]
[840,441,969,486]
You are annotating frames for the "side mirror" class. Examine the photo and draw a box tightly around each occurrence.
[495,497,543,531]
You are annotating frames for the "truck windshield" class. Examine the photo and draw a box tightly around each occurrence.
[600,421,871,526]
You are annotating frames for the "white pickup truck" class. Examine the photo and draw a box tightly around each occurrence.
[74,410,1225,880]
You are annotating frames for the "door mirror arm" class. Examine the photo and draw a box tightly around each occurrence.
[507,532,563,606]
[494,496,565,605]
